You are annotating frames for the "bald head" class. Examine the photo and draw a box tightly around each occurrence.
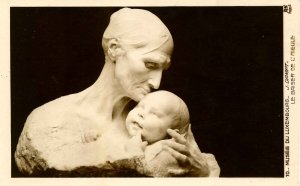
[102,8,173,56]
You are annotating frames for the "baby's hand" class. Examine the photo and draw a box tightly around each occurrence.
[125,132,148,157]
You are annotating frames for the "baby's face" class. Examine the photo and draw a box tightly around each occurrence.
[125,92,177,144]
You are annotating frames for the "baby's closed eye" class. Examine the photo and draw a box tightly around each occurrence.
[149,110,163,118]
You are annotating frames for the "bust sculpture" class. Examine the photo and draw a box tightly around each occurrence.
[15,8,220,177]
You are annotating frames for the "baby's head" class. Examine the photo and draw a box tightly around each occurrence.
[125,90,190,144]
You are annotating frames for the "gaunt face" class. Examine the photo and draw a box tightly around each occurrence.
[114,40,173,102]
[125,91,178,144]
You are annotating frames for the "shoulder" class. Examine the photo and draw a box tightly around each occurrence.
[23,94,82,142]
[27,94,78,125]
[15,94,83,172]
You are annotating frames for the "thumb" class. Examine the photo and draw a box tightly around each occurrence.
[131,131,143,143]
[186,124,201,153]
[134,131,142,140]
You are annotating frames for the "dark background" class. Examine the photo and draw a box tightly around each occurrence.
[11,7,283,177]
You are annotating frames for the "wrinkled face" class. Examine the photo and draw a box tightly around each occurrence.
[125,92,177,144]
[114,41,172,102]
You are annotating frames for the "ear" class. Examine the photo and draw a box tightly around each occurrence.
[107,38,122,62]
[180,123,190,138]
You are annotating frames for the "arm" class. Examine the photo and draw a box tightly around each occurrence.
[162,124,220,177]
[15,109,49,175]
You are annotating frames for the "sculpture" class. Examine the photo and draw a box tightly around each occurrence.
[15,8,220,177]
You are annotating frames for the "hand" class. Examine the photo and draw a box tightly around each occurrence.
[125,131,148,157]
[201,153,221,177]
[162,124,220,177]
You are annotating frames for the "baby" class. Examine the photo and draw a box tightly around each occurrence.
[125,90,190,176]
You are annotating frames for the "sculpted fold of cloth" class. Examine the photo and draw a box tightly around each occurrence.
[15,8,220,177]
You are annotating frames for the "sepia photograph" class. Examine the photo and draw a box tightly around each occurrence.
[11,6,283,177]
[1,1,299,186]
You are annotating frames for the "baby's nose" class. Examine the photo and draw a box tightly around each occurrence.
[138,113,144,118]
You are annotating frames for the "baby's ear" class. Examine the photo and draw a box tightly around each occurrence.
[180,123,190,138]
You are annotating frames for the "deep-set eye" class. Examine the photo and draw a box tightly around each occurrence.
[144,62,159,70]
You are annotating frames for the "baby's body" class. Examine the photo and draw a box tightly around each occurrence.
[124,90,190,176]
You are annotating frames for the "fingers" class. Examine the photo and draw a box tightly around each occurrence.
[165,129,190,163]
[167,129,186,144]
[125,132,147,155]
[185,124,202,154]
[168,168,189,176]
[163,140,190,156]
[133,132,148,147]
[135,131,142,139]
[127,131,146,149]
[163,145,189,164]
[186,124,193,142]
[131,131,143,142]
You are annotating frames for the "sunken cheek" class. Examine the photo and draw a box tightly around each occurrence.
[126,52,149,74]
[128,68,150,90]
[120,61,146,91]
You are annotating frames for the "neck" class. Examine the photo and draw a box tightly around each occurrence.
[78,61,131,122]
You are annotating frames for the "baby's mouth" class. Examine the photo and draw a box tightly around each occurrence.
[132,121,142,129]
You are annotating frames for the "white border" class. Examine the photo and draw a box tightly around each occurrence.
[1,0,299,186]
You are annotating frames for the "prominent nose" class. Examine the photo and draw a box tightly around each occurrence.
[148,70,163,90]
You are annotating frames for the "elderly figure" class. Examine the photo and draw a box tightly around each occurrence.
[15,8,220,177]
